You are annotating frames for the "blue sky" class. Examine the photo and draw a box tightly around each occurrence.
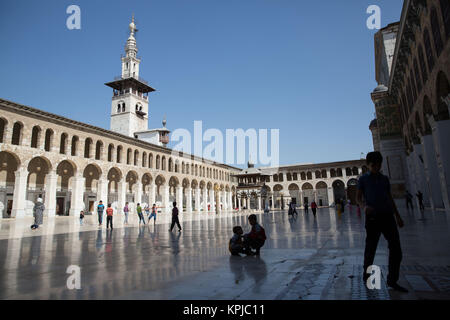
[0,0,403,167]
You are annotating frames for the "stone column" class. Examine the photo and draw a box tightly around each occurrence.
[44,170,57,217]
[118,180,127,214]
[209,189,215,213]
[271,194,274,208]
[202,188,208,213]
[150,183,156,206]
[238,195,241,211]
[419,134,439,209]
[96,177,108,206]
[177,186,183,214]
[327,187,335,207]
[164,185,170,214]
[428,116,450,210]
[228,191,232,211]
[11,167,28,218]
[257,195,261,211]
[135,181,143,205]
[186,187,192,213]
[224,191,228,211]
[69,173,85,216]
[195,187,201,212]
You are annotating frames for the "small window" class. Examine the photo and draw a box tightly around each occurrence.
[122,103,125,112]
[117,104,121,113]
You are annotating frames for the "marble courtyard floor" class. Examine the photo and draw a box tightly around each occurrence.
[0,206,449,300]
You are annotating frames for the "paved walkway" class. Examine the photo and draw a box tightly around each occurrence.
[0,205,449,300]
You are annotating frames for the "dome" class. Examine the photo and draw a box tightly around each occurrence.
[373,84,388,93]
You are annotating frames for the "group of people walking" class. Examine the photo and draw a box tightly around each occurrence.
[405,190,425,211]
[288,200,318,217]
[92,201,160,229]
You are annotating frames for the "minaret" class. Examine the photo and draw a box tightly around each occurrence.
[106,15,156,137]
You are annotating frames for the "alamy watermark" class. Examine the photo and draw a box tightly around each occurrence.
[171,121,280,167]
[366,5,381,30]
[66,5,81,30]
[66,265,81,290]
[366,265,381,290]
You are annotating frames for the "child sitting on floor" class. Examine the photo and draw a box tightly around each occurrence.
[229,226,253,256]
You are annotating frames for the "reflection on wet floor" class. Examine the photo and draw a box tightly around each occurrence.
[0,206,450,300]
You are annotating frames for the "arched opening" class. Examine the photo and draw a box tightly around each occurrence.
[84,138,93,158]
[155,175,166,206]
[273,184,283,209]
[11,122,23,146]
[346,178,358,205]
[133,150,139,166]
[288,183,300,206]
[149,153,153,168]
[436,71,450,121]
[0,151,20,218]
[440,0,450,38]
[301,183,314,207]
[169,176,179,204]
[141,173,153,205]
[31,125,41,148]
[83,164,102,213]
[107,167,122,208]
[116,145,123,163]
[126,148,132,165]
[315,181,328,207]
[161,156,166,171]
[44,129,53,152]
[56,160,77,216]
[108,144,114,162]
[95,141,103,160]
[423,96,433,135]
[126,171,139,204]
[142,152,147,167]
[27,156,52,215]
[0,118,6,143]
[59,133,68,154]
[352,167,359,176]
[430,7,444,57]
[71,136,78,156]
[156,155,160,170]
[332,180,346,205]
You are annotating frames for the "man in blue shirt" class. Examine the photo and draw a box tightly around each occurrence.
[357,151,407,293]
[97,200,105,227]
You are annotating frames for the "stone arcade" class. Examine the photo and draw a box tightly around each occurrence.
[369,0,450,210]
[0,16,368,219]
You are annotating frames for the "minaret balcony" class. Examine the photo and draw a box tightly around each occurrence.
[115,73,148,85]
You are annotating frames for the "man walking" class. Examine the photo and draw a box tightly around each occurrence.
[405,191,414,210]
[311,201,317,217]
[416,191,425,211]
[97,200,105,227]
[106,203,113,229]
[148,203,158,225]
[357,151,407,292]
[123,202,130,225]
[136,203,146,225]
[169,201,182,232]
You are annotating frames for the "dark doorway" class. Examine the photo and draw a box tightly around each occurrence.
[56,197,65,216]
[7,200,13,217]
